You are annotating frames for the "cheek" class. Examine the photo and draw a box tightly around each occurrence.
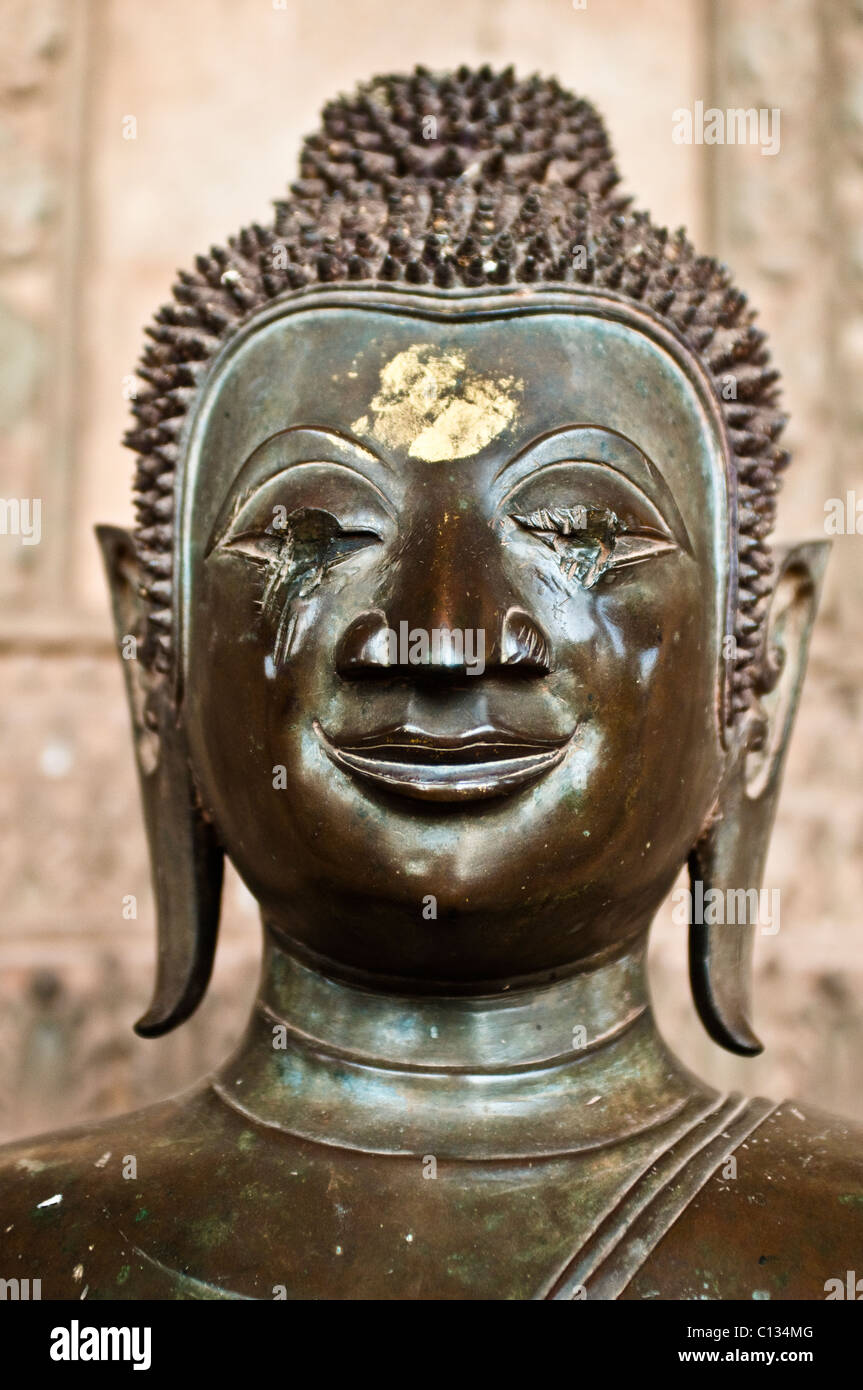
[185,566,288,830]
[600,573,713,729]
[544,562,720,831]
[185,561,351,884]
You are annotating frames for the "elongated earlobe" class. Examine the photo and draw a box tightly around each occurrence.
[689,540,830,1055]
[96,525,223,1037]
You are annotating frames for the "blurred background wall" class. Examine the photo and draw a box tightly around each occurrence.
[1,0,862,1143]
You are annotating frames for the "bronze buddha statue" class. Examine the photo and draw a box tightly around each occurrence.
[1,65,860,1301]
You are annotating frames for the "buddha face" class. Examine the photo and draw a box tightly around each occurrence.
[181,291,730,988]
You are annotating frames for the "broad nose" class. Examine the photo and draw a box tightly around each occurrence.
[335,510,551,678]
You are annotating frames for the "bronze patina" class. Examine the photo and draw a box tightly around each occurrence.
[1,66,860,1300]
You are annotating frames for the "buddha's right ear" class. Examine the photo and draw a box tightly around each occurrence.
[96,524,223,1038]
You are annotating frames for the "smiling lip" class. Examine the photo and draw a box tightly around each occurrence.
[313,721,573,803]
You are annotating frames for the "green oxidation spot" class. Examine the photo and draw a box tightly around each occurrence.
[193,1215,235,1249]
[482,1211,507,1233]
[117,1265,130,1285]
[134,1208,148,1223]
[32,1201,61,1223]
[237,1129,257,1153]
[752,1289,770,1300]
[839,1193,863,1207]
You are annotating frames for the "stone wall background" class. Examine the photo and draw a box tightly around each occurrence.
[1,0,862,1144]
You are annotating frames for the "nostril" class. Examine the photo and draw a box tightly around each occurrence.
[501,607,551,673]
[337,608,550,678]
[335,609,392,675]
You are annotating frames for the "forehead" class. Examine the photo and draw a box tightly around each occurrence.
[180,293,730,650]
[189,302,725,472]
[184,295,729,509]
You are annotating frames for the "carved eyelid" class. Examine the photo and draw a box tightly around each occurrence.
[222,509,383,557]
[209,458,394,557]
[509,504,676,589]
[500,460,669,525]
[496,444,692,554]
[512,503,669,537]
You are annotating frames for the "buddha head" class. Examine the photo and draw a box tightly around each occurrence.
[101,66,827,1056]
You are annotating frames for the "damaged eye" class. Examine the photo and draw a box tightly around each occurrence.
[219,506,382,666]
[222,506,380,572]
[221,504,380,618]
[511,505,675,588]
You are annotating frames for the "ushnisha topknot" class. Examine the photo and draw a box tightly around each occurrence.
[126,64,788,721]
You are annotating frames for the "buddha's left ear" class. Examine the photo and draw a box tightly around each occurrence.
[688,539,830,1055]
[96,525,223,1037]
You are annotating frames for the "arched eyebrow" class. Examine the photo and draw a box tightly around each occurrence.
[229,425,395,505]
[240,425,391,474]
[494,424,693,554]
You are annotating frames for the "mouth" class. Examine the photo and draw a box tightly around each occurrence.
[313,720,573,803]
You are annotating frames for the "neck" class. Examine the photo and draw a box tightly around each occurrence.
[212,930,713,1159]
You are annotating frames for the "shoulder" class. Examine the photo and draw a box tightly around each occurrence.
[624,1099,863,1300]
[0,1084,218,1192]
[0,1085,248,1299]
